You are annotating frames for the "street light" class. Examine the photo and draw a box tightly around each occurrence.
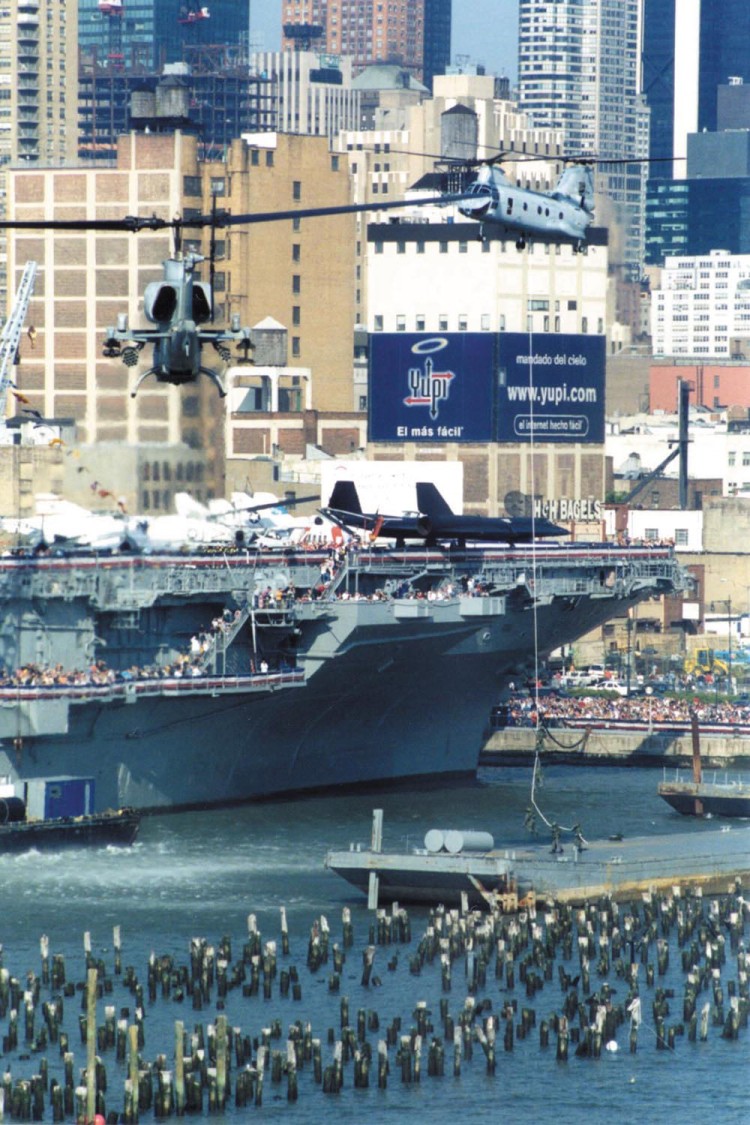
[645,685,653,734]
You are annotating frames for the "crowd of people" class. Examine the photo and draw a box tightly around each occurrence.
[496,690,750,730]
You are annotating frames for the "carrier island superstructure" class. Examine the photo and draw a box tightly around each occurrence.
[0,542,687,811]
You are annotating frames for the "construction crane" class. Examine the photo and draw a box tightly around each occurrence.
[0,261,38,425]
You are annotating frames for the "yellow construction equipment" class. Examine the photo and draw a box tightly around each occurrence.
[684,648,729,677]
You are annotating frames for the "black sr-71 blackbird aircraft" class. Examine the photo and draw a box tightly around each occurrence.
[324,480,567,546]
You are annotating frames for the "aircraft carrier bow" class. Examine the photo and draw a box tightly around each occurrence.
[0,542,688,811]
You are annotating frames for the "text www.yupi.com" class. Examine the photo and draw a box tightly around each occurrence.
[506,383,598,407]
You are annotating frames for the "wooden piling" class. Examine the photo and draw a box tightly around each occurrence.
[86,967,97,1123]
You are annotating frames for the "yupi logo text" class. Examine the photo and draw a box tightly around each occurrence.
[403,338,455,420]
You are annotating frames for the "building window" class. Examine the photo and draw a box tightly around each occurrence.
[292,337,301,357]
[582,317,588,333]
[482,240,491,253]
[292,217,301,232]
[359,395,367,411]
[251,149,260,165]
[675,528,689,546]
[396,315,406,331]
[265,151,274,167]
[417,241,425,254]
[142,491,150,510]
[292,244,300,262]
[331,155,339,172]
[439,314,448,330]
[292,181,301,200]
[743,452,750,466]
[416,314,425,331]
[729,452,736,466]
[374,241,383,254]
[397,241,406,254]
[292,306,300,326]
[374,315,383,331]
[554,316,560,332]
[480,314,490,331]
[210,177,226,196]
[459,241,468,253]
[458,315,468,331]
[292,275,300,294]
[183,175,201,196]
[439,241,448,254]
[645,528,658,541]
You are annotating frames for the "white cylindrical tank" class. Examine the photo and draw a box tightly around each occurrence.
[443,830,494,854]
[424,829,445,853]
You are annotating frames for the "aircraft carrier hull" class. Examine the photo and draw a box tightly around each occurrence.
[0,545,688,811]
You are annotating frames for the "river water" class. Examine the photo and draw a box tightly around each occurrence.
[2,764,748,1123]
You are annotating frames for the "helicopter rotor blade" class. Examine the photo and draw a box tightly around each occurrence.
[0,192,470,234]
[0,215,173,233]
[180,193,469,229]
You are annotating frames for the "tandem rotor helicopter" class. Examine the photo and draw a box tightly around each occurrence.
[0,146,616,398]
[456,160,595,251]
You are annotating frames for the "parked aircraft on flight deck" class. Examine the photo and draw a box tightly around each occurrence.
[324,480,568,546]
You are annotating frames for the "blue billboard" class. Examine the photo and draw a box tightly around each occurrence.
[496,333,605,443]
[369,333,496,443]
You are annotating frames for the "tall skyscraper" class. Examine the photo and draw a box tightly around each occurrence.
[642,0,750,176]
[0,0,78,302]
[281,1,452,89]
[518,0,648,280]
[1,0,78,165]
[78,0,249,69]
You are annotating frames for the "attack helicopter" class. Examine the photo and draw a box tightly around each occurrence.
[102,243,253,399]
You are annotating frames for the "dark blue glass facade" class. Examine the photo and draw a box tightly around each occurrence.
[646,178,750,264]
[79,0,249,69]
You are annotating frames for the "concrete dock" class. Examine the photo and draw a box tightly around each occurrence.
[480,727,750,769]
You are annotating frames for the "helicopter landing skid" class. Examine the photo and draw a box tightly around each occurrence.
[129,367,227,398]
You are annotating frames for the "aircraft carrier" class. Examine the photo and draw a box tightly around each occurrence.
[0,541,687,811]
